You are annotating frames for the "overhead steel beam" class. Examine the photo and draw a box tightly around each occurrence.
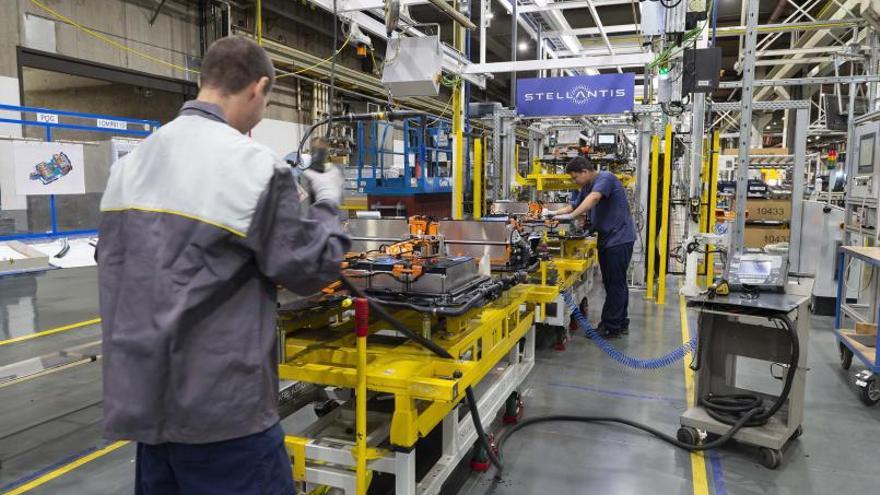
[463,52,653,74]
[714,17,861,37]
[754,56,838,66]
[517,0,632,13]
[720,74,880,88]
[306,0,486,88]
[584,0,620,73]
[337,0,427,11]
[544,24,639,37]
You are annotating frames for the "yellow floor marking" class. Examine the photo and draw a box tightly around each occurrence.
[0,318,101,347]
[680,294,710,495]
[1,441,129,495]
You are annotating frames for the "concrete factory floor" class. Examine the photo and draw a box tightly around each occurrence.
[0,267,878,495]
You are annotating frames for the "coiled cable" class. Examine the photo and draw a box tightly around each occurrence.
[491,292,801,477]
[563,291,697,369]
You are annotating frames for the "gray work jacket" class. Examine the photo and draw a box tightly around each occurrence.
[98,101,350,444]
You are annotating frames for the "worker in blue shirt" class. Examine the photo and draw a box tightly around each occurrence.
[548,157,636,338]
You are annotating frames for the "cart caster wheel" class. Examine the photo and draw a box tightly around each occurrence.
[759,447,782,469]
[792,425,803,440]
[676,426,700,446]
[839,343,853,370]
[554,327,568,352]
[856,372,880,406]
[503,391,524,424]
[469,436,497,472]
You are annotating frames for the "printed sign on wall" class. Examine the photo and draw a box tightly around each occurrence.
[516,73,636,117]
[13,141,86,195]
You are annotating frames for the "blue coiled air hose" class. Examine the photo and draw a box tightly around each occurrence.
[562,291,698,369]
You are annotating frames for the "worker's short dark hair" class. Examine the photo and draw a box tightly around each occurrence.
[199,36,275,95]
[565,156,595,174]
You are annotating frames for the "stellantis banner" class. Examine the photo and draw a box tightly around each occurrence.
[515,73,636,117]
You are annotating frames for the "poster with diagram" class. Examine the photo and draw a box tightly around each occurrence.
[13,141,86,195]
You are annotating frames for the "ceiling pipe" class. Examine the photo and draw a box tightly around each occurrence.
[425,0,477,29]
[768,0,788,23]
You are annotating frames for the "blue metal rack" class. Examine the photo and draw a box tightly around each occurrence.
[0,103,159,241]
[833,245,880,405]
[355,117,453,195]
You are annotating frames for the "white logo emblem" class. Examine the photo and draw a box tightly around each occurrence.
[570,85,592,105]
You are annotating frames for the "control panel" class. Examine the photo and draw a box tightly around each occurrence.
[852,120,880,200]
[726,253,789,292]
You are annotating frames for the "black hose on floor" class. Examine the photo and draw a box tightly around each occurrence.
[338,274,504,471]
[492,313,799,476]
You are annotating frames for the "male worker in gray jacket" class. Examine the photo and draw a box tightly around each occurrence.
[98,36,350,494]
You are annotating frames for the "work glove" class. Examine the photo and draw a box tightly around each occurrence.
[300,165,344,206]
[554,213,573,221]
[541,207,550,217]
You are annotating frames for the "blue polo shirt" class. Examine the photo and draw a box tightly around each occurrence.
[570,171,636,250]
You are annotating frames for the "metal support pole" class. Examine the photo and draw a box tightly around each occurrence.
[657,124,673,304]
[452,0,465,219]
[510,0,517,104]
[256,0,262,45]
[689,95,706,238]
[646,134,660,300]
[731,0,760,255]
[632,120,652,286]
[474,137,483,219]
[843,78,858,245]
[479,0,487,65]
[789,107,809,272]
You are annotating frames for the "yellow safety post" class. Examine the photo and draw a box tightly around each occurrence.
[256,0,262,45]
[474,137,483,219]
[657,124,673,304]
[705,131,721,286]
[646,135,660,300]
[451,1,464,219]
[354,298,369,495]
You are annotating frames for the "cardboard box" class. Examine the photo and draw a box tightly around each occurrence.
[730,198,792,222]
[856,322,878,336]
[723,147,789,156]
[743,225,790,248]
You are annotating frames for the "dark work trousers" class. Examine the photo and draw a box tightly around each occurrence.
[598,241,634,332]
[135,423,294,495]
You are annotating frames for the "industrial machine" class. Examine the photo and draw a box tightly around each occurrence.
[483,201,599,350]
[275,216,558,494]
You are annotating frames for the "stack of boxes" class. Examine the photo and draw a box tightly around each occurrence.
[731,198,792,248]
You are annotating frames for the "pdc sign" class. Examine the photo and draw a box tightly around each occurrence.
[516,74,635,117]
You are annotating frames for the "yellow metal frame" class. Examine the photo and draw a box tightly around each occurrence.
[706,132,721,286]
[278,284,556,450]
[474,137,483,220]
[657,124,673,304]
[646,135,660,300]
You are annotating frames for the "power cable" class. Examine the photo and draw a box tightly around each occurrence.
[338,274,503,472]
[491,292,800,479]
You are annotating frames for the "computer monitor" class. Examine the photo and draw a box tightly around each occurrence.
[597,133,616,145]
[858,133,875,174]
